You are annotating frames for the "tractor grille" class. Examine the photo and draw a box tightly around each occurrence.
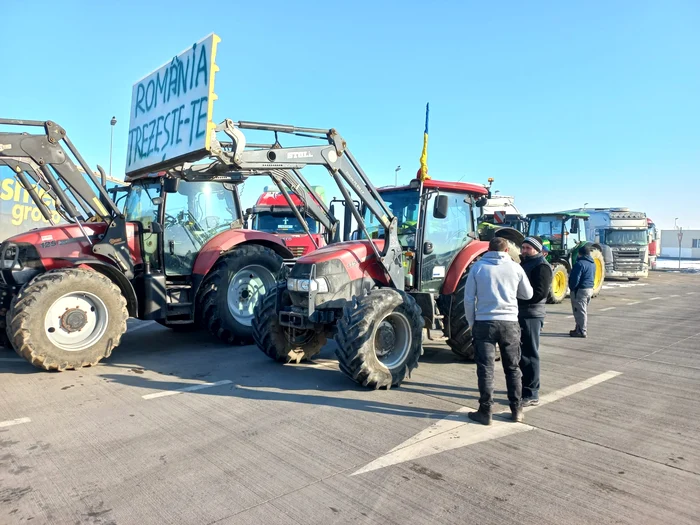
[612,248,644,271]
[289,246,307,257]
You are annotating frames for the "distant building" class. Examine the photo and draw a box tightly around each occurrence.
[660,230,700,259]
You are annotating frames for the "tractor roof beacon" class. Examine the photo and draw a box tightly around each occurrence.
[0,118,334,371]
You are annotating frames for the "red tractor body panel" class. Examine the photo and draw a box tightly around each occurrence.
[191,229,293,279]
[5,222,143,269]
[441,240,490,296]
[277,233,325,258]
[296,240,390,284]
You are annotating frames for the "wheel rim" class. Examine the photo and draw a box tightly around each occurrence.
[594,257,604,289]
[227,265,275,326]
[373,311,411,369]
[44,291,109,351]
[553,269,567,298]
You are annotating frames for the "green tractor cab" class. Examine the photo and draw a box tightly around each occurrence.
[528,212,605,303]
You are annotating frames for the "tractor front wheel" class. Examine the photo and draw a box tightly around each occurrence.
[252,282,327,363]
[547,263,569,304]
[198,244,286,345]
[335,288,424,389]
[7,269,128,371]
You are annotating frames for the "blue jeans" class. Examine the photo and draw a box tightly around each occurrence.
[473,320,523,410]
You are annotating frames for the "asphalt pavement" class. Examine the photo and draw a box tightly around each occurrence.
[1,271,699,525]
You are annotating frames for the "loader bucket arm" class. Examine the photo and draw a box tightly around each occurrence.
[0,119,134,277]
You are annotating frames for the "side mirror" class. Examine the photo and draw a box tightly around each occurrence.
[475,196,488,208]
[423,241,434,255]
[433,195,449,219]
[570,221,579,234]
[163,177,180,193]
[329,204,336,218]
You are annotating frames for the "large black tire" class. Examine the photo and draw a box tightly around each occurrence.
[197,244,287,345]
[335,288,424,389]
[7,269,128,371]
[590,247,605,298]
[547,263,569,304]
[437,270,475,361]
[252,282,327,363]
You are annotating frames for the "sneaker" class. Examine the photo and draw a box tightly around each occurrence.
[521,397,540,407]
[468,408,492,426]
[570,331,587,338]
[511,406,524,423]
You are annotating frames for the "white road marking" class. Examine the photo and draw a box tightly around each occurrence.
[305,359,339,370]
[686,292,695,295]
[649,297,662,301]
[627,301,641,305]
[566,315,575,319]
[0,417,31,428]
[142,380,233,400]
[600,307,616,312]
[602,282,647,289]
[0,357,25,363]
[352,371,622,475]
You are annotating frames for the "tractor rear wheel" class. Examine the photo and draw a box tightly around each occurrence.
[7,269,128,371]
[547,263,568,304]
[437,270,475,360]
[252,282,327,363]
[198,244,287,345]
[590,247,605,297]
[335,288,424,389]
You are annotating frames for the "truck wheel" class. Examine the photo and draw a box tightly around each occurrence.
[437,270,475,360]
[7,269,128,371]
[336,288,424,389]
[547,264,568,304]
[198,244,287,345]
[252,282,326,363]
[590,248,605,297]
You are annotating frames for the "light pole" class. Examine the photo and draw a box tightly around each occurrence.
[394,165,401,186]
[674,217,679,230]
[109,116,117,178]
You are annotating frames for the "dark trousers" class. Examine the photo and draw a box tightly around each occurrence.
[473,320,522,410]
[519,317,543,399]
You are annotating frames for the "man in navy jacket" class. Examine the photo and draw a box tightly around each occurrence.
[568,244,596,338]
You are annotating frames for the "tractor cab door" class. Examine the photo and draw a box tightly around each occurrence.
[162,180,241,276]
[563,217,586,251]
[123,180,163,270]
[420,191,474,292]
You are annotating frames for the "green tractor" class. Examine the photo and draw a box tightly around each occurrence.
[527,212,605,303]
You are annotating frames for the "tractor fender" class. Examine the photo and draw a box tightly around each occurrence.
[441,240,490,296]
[75,260,139,317]
[550,258,572,272]
[191,230,294,296]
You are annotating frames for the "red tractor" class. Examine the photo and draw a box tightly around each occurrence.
[0,119,335,370]
[237,123,523,388]
[246,187,327,257]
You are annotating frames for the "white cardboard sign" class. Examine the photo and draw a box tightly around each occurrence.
[126,33,220,175]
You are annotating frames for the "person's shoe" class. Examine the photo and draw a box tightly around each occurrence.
[511,405,524,423]
[468,407,492,426]
[521,397,540,407]
[569,329,579,336]
[570,331,587,338]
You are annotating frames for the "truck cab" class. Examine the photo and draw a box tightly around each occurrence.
[247,188,326,257]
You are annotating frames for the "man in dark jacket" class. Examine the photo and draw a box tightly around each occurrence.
[518,236,553,406]
[569,244,596,338]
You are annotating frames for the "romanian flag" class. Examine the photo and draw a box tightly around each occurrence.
[419,103,430,181]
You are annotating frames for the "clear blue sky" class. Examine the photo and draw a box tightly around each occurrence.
[3,1,699,230]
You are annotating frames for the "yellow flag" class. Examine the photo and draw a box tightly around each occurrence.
[419,103,430,181]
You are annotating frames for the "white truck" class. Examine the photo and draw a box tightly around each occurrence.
[584,208,649,280]
[478,195,529,235]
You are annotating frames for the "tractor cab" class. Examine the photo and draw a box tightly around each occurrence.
[527,212,589,256]
[361,178,488,293]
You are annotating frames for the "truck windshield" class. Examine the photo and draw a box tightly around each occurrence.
[603,229,648,246]
[361,189,419,247]
[255,212,318,234]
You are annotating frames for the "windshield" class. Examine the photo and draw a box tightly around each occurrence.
[603,229,648,246]
[361,189,419,247]
[255,212,318,234]
[529,216,563,239]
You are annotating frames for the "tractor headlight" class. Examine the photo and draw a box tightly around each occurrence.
[287,277,329,293]
[1,244,18,269]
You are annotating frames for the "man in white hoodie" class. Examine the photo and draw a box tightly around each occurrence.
[465,237,533,425]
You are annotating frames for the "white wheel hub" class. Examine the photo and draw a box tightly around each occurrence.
[44,291,109,351]
[227,265,275,326]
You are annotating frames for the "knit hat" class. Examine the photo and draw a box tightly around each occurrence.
[522,236,543,253]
